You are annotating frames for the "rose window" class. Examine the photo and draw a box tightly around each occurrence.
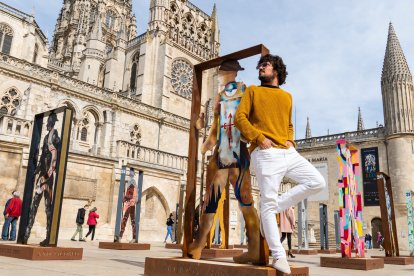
[171,59,193,100]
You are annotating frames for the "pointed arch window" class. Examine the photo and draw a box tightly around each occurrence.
[80,127,88,142]
[130,52,139,92]
[0,23,13,55]
[105,10,116,30]
[32,44,39,63]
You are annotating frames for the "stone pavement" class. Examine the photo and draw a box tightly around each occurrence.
[0,239,413,276]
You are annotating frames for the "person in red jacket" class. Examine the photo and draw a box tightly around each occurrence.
[85,207,99,240]
[2,191,22,241]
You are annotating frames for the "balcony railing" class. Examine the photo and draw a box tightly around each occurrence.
[116,140,188,172]
[295,127,385,149]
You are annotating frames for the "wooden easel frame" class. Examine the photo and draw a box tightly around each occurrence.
[182,44,269,257]
[377,172,399,256]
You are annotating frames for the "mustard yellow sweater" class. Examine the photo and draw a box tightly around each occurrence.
[234,85,295,152]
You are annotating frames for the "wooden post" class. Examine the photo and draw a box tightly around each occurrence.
[376,172,399,257]
[224,181,230,249]
[182,44,269,258]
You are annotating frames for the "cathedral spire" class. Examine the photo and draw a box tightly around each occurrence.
[211,4,219,42]
[381,22,412,81]
[305,117,312,139]
[381,22,414,135]
[357,107,365,131]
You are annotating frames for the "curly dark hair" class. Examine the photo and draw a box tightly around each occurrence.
[258,54,288,85]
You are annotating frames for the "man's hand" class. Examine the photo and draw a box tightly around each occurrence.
[259,137,276,149]
[286,141,294,148]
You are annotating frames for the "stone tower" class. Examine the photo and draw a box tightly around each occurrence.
[124,0,220,113]
[357,107,365,131]
[305,117,312,139]
[50,0,136,76]
[381,22,414,250]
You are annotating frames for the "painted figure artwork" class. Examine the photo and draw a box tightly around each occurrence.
[18,107,73,246]
[119,168,138,242]
[364,154,376,174]
[188,60,268,265]
[383,179,393,247]
[336,139,365,257]
[218,90,243,168]
[406,191,414,256]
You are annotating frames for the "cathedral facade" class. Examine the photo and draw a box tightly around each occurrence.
[0,0,225,242]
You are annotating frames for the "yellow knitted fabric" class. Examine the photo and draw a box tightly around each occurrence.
[234,85,295,152]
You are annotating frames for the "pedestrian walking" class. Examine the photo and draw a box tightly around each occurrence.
[71,205,88,241]
[164,213,174,243]
[2,191,14,240]
[280,206,296,258]
[2,191,22,241]
[85,207,99,240]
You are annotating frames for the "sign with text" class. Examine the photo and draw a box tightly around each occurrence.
[308,163,329,201]
[361,147,380,206]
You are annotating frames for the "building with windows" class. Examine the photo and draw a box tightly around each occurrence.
[0,0,223,242]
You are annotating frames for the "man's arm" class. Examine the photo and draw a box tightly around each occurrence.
[286,94,296,148]
[234,87,265,145]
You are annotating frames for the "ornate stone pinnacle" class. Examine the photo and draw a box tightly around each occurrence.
[381,22,412,81]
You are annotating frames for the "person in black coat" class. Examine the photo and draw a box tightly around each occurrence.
[71,205,89,241]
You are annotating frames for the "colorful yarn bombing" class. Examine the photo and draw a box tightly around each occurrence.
[336,139,365,257]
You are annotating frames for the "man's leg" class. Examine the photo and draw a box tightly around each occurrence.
[119,209,129,238]
[78,224,84,240]
[71,224,80,240]
[1,217,11,240]
[251,148,287,260]
[278,148,325,212]
[129,206,137,241]
[40,188,53,246]
[188,153,227,259]
[9,217,17,240]
[24,191,43,243]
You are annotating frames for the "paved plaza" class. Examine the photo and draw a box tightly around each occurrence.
[0,240,413,276]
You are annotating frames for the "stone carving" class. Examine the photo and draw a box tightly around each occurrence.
[64,175,97,201]
[0,87,21,116]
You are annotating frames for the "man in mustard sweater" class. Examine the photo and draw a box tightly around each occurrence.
[235,54,325,274]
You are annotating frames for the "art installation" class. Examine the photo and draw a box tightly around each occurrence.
[336,139,365,257]
[17,107,73,246]
[334,210,341,249]
[406,191,414,256]
[114,166,143,243]
[209,189,226,248]
[376,172,399,257]
[319,203,329,250]
[297,199,309,250]
[361,147,380,206]
[188,59,267,265]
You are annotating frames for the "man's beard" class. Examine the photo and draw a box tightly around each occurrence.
[258,72,277,83]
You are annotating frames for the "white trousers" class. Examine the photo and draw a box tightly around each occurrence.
[251,147,326,259]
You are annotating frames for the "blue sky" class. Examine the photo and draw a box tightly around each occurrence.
[4,0,414,139]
